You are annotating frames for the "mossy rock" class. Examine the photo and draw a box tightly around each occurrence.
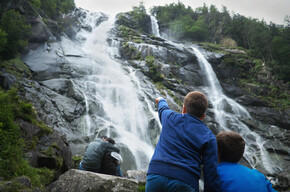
[0,55,32,78]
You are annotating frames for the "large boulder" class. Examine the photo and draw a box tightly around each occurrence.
[16,119,72,179]
[28,16,52,43]
[23,42,70,81]
[48,169,140,192]
[126,170,147,184]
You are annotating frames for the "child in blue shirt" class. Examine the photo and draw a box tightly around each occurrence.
[216,131,277,192]
[146,91,220,192]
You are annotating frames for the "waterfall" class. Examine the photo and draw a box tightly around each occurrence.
[68,13,156,170]
[191,46,279,174]
[150,16,160,37]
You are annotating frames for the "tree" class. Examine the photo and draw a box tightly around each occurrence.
[0,10,30,59]
[41,0,57,18]
[0,28,7,57]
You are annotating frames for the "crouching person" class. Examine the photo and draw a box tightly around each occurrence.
[79,136,120,173]
[216,131,277,192]
[100,137,123,176]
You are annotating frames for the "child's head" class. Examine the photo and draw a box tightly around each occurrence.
[183,91,208,118]
[216,131,245,163]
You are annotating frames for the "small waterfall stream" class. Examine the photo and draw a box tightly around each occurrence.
[191,47,278,173]
[150,16,160,37]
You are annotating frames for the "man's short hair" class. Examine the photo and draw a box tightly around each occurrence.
[107,137,115,144]
[183,91,208,118]
[216,131,245,163]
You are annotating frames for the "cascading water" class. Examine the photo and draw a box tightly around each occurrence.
[150,16,160,37]
[65,12,157,170]
[191,46,280,174]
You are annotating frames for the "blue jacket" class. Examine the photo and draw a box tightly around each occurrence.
[147,99,220,191]
[218,162,277,192]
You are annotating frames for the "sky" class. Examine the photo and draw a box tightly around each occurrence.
[74,0,290,25]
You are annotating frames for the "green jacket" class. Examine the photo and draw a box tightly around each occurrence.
[81,138,120,172]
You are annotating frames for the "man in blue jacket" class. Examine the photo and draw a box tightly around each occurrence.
[216,131,277,192]
[146,91,220,192]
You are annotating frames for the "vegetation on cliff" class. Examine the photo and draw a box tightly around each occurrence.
[0,0,75,60]
[0,9,30,60]
[151,2,290,83]
[0,0,75,190]
[116,3,151,35]
[0,89,54,190]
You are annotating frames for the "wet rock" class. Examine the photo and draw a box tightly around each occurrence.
[46,19,59,36]
[41,79,69,94]
[148,117,160,145]
[28,17,52,43]
[236,95,270,107]
[23,42,70,81]
[0,73,16,90]
[247,106,290,130]
[274,172,290,192]
[47,169,139,192]
[221,82,247,98]
[264,140,290,156]
[13,176,31,188]
[126,170,147,183]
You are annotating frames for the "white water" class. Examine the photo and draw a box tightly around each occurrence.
[191,47,277,173]
[150,16,160,37]
[71,13,156,170]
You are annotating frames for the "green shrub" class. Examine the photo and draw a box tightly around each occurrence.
[0,55,32,78]
[145,56,163,82]
[0,28,7,58]
[0,89,54,189]
[0,89,26,179]
[0,10,30,59]
[138,184,146,192]
[72,155,82,168]
[29,0,41,9]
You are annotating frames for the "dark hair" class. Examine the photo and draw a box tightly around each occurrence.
[216,131,245,163]
[107,137,115,145]
[101,136,108,140]
[183,91,208,118]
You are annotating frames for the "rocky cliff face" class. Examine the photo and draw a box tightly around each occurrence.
[17,118,72,179]
[1,3,289,191]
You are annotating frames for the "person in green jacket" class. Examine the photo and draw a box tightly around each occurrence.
[79,136,120,173]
